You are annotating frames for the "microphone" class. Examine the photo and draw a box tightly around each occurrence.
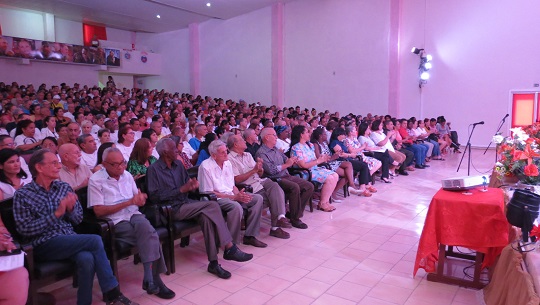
[472,121,484,126]
[502,114,509,121]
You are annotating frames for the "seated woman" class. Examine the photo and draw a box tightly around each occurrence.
[0,149,31,200]
[329,127,376,197]
[141,128,159,159]
[425,118,449,155]
[397,119,428,169]
[436,117,460,153]
[406,119,436,162]
[343,126,383,177]
[41,137,61,162]
[127,138,157,178]
[311,127,363,200]
[94,142,116,172]
[290,125,338,212]
[171,136,196,170]
[0,213,29,305]
[56,123,69,147]
[13,120,41,153]
[356,123,396,183]
[54,107,71,126]
[97,128,111,147]
[196,133,217,166]
[371,119,408,176]
[116,125,136,161]
[40,116,58,139]
[415,119,444,160]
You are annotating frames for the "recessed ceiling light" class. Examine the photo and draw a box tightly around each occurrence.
[206,3,211,7]
[156,14,161,18]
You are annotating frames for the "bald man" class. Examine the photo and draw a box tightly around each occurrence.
[58,143,92,189]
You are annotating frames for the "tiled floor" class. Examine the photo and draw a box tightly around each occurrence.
[46,148,496,304]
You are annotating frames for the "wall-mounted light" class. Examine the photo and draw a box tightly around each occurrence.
[412,47,432,88]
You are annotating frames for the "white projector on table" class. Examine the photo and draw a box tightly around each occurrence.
[441,175,489,191]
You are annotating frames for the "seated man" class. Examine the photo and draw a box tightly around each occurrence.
[87,147,175,299]
[199,140,266,248]
[227,135,291,239]
[256,127,313,229]
[146,138,253,279]
[13,149,137,305]
[243,128,260,159]
[78,134,99,172]
[188,124,207,151]
[58,143,92,190]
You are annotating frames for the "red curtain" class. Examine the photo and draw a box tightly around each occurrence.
[83,23,107,46]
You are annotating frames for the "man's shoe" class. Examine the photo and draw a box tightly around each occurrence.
[423,164,430,168]
[414,165,425,169]
[290,219,308,229]
[276,217,292,228]
[208,263,232,279]
[243,236,268,248]
[142,281,160,295]
[223,244,253,262]
[156,284,176,299]
[106,294,138,305]
[270,228,290,239]
[398,170,409,176]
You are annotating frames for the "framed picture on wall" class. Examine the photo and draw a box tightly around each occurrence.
[105,48,120,66]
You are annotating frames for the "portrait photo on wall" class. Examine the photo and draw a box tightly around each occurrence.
[34,41,63,61]
[73,46,96,64]
[12,37,36,59]
[0,36,15,57]
[105,48,120,66]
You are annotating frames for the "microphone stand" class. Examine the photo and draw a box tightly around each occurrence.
[457,123,481,176]
[484,114,508,163]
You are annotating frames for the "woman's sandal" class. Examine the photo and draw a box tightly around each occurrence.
[317,203,336,212]
[358,189,373,197]
[367,185,377,193]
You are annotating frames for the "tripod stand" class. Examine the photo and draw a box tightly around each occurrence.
[457,123,482,176]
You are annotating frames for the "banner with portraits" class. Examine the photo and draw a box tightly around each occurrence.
[0,35,120,67]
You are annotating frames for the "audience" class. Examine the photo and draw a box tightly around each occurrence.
[13,150,137,305]
[290,125,338,212]
[146,138,254,279]
[198,140,266,248]
[88,147,175,299]
[0,81,460,301]
[227,134,291,239]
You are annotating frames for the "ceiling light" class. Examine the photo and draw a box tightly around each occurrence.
[206,3,211,7]
[156,14,161,19]
[420,72,430,81]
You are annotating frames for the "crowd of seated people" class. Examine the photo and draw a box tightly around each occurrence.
[0,80,460,304]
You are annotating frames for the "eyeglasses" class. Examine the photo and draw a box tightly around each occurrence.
[104,160,127,168]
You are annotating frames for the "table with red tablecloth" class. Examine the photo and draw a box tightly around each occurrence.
[413,187,509,287]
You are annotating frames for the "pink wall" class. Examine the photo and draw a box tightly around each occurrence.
[199,6,272,103]
[136,29,190,93]
[284,0,391,115]
[399,0,540,146]
[0,58,99,87]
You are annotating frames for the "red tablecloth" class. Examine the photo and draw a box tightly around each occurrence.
[413,187,509,276]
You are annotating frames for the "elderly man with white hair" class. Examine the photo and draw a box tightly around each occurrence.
[198,140,266,248]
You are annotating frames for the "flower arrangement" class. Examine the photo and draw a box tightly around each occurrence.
[494,123,540,185]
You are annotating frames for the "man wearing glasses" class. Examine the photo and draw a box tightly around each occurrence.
[87,147,175,299]
[14,149,138,305]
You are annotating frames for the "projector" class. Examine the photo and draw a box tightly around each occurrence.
[441,175,489,191]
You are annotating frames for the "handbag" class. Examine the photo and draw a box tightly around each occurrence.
[506,189,540,242]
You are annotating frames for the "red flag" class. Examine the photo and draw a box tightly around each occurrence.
[83,23,107,46]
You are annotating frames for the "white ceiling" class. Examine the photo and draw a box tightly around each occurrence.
[0,0,296,33]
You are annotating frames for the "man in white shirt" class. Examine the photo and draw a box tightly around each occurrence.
[88,147,175,300]
[227,135,291,239]
[198,140,266,248]
[78,134,98,172]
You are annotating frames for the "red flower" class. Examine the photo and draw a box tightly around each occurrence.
[531,225,540,239]
[524,163,539,177]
